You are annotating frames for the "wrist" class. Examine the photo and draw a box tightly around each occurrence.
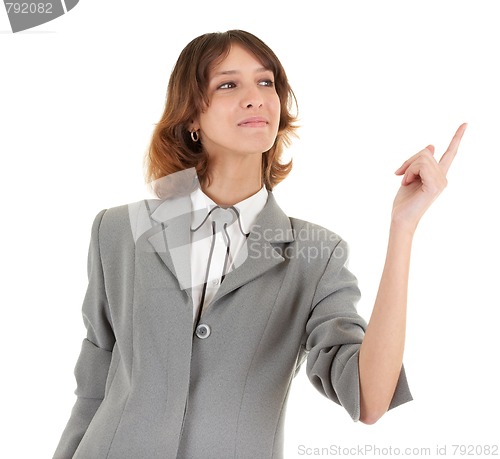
[389,216,417,240]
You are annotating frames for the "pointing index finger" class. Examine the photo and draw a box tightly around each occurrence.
[439,123,468,174]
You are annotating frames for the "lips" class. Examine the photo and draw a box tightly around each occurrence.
[237,117,269,127]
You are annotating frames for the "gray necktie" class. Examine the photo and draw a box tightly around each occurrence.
[191,205,248,330]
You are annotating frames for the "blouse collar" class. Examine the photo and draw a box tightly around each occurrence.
[190,183,268,235]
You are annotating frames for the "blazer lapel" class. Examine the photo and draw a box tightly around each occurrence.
[142,190,294,306]
[146,195,194,298]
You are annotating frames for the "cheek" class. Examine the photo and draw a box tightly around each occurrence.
[271,97,281,129]
[207,102,232,125]
[200,106,226,133]
[270,95,281,124]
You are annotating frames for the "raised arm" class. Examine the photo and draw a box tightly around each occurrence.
[358,123,467,424]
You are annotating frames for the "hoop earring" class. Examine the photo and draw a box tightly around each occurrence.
[191,130,200,142]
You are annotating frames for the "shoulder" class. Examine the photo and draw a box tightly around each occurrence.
[288,216,346,250]
[284,218,356,292]
[268,216,352,274]
[90,198,165,246]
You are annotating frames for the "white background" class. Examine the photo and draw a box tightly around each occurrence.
[1,1,499,457]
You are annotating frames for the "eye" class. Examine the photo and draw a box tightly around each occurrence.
[217,81,236,90]
[258,79,274,87]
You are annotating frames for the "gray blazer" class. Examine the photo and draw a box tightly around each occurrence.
[53,191,412,459]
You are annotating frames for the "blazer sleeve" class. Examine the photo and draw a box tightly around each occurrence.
[305,238,412,422]
[53,209,116,458]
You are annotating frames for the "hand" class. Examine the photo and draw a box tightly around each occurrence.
[392,123,467,233]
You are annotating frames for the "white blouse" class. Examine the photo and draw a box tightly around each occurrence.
[189,185,268,324]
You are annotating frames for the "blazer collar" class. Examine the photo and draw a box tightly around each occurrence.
[145,190,294,304]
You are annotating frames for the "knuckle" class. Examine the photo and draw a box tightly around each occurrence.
[416,155,428,165]
[420,150,431,160]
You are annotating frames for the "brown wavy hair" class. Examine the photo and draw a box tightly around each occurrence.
[144,30,298,195]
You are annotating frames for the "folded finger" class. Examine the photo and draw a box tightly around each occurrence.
[395,145,435,175]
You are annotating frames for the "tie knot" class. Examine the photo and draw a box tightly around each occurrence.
[210,206,237,227]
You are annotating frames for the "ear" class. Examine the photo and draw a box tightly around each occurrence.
[189,119,200,132]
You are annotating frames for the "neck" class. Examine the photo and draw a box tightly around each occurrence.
[202,154,263,206]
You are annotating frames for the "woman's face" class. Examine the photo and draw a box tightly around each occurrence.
[193,44,281,162]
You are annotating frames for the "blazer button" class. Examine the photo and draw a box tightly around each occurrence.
[195,324,211,339]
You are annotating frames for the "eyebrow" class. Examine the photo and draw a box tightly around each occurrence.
[212,67,271,77]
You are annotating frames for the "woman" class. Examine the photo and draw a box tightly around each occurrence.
[53,30,466,458]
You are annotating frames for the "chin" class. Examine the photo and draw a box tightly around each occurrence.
[244,137,277,155]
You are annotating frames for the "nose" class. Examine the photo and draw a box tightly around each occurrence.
[240,86,263,109]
